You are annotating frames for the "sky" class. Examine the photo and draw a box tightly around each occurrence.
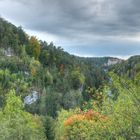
[0,0,140,58]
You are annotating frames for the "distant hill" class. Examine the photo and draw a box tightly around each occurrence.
[111,55,140,79]
[80,57,123,68]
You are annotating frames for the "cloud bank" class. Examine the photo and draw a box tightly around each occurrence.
[0,0,140,57]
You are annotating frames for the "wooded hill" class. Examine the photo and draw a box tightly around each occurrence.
[0,18,139,140]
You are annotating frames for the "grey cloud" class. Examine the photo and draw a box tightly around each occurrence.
[1,0,140,37]
[0,0,140,57]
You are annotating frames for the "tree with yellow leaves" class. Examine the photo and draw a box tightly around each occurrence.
[26,36,41,59]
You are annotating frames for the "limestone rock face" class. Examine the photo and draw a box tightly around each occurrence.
[24,91,39,105]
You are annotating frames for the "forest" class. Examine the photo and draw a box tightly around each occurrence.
[0,18,140,140]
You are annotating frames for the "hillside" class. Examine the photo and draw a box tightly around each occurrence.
[0,18,140,140]
[111,55,140,79]
[0,18,109,114]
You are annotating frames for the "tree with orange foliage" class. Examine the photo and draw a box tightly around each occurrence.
[55,109,109,140]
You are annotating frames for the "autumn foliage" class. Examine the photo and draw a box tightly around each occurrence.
[64,110,108,126]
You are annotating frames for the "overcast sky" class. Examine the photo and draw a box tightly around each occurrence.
[0,0,140,58]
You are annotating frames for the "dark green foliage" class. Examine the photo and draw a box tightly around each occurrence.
[0,56,30,72]
[42,116,55,140]
[0,18,28,55]
[70,68,85,89]
[45,89,62,117]
[63,90,83,109]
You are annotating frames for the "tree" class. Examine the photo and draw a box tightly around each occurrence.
[71,68,85,90]
[30,58,41,78]
[55,109,108,140]
[26,36,41,59]
[45,88,62,117]
[63,90,83,109]
[0,90,46,140]
[42,116,55,140]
